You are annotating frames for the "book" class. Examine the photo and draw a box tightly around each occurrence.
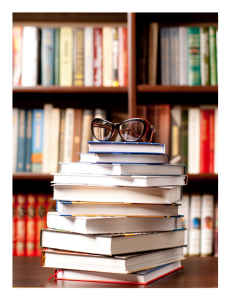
[181,109,188,171]
[79,152,169,164]
[148,23,158,85]
[35,194,47,256]
[157,105,171,155]
[187,27,201,86]
[41,28,55,85]
[73,28,84,86]
[84,27,94,86]
[137,24,148,84]
[13,194,17,256]
[214,194,218,257]
[59,27,73,86]
[200,194,214,256]
[21,26,40,86]
[200,27,210,85]
[40,228,185,256]
[53,261,183,285]
[92,108,107,141]
[58,109,65,170]
[170,106,181,164]
[50,108,60,173]
[17,109,27,172]
[200,109,210,173]
[160,28,170,85]
[188,108,200,174]
[52,174,188,187]
[25,110,33,172]
[52,184,182,204]
[54,28,60,85]
[216,29,218,82]
[214,107,218,173]
[112,27,119,86]
[12,108,19,173]
[188,194,201,256]
[103,27,113,86]
[26,194,36,256]
[41,247,185,274]
[169,27,179,85]
[72,109,83,162]
[87,141,165,154]
[178,193,190,256]
[93,28,103,87]
[178,27,187,86]
[42,103,53,173]
[13,26,23,86]
[80,109,94,153]
[118,27,128,86]
[46,194,57,213]
[209,109,215,173]
[31,109,44,172]
[63,108,75,162]
[15,194,27,256]
[209,27,217,86]
[47,211,183,234]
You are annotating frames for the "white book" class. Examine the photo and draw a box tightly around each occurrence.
[59,27,73,86]
[42,103,53,173]
[12,108,19,173]
[49,108,60,173]
[80,109,93,153]
[188,194,201,256]
[21,27,40,86]
[200,194,214,256]
[214,107,218,173]
[178,193,189,255]
[178,27,187,86]
[63,108,75,162]
[84,27,94,86]
[188,108,200,174]
[170,105,182,164]
[103,27,113,86]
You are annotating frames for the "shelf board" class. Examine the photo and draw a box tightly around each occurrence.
[13,86,128,94]
[137,85,218,93]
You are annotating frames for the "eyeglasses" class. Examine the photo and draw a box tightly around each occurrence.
[91,118,155,143]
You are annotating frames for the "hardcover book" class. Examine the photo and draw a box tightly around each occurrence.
[59,27,73,86]
[209,27,217,86]
[187,27,201,86]
[169,27,179,85]
[200,27,210,85]
[41,28,55,85]
[26,194,36,256]
[17,109,27,172]
[93,28,103,87]
[160,28,170,85]
[25,110,33,172]
[118,27,128,86]
[112,27,119,86]
[84,27,94,86]
[188,194,201,256]
[148,23,158,85]
[73,28,84,86]
[103,27,113,86]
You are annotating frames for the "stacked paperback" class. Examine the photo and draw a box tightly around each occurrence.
[40,141,188,285]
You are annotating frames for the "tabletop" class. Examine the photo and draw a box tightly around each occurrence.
[12,256,218,288]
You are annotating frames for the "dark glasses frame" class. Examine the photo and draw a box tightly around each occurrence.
[91,118,155,143]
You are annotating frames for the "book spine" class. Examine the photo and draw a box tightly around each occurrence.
[112,27,119,87]
[13,108,19,173]
[170,106,181,164]
[103,27,113,86]
[181,109,188,171]
[209,109,215,173]
[46,194,56,213]
[84,27,94,86]
[13,194,17,256]
[54,28,60,85]
[72,109,83,162]
[58,109,65,170]
[63,108,75,162]
[179,27,187,86]
[200,109,210,173]
[80,109,94,153]
[118,27,128,86]
[188,108,200,174]
[41,28,55,85]
[214,194,218,256]
[25,110,33,172]
[148,23,158,85]
[200,27,210,85]
[21,27,40,86]
[73,28,84,86]
[187,27,201,86]
[178,193,189,256]
[26,194,36,256]
[31,109,44,173]
[13,26,23,86]
[169,27,179,85]
[94,28,103,87]
[158,104,171,156]
[35,194,47,256]
[137,24,148,84]
[209,27,217,86]
[50,108,60,172]
[214,107,218,174]
[42,103,53,173]
[17,109,27,172]
[160,28,170,85]
[188,194,201,256]
[59,27,73,86]
[16,194,27,256]
[200,194,214,256]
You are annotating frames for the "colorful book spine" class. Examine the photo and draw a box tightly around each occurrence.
[42,103,53,173]
[209,27,217,86]
[58,109,65,171]
[73,28,84,86]
[25,110,33,172]
[188,194,201,256]
[41,28,55,85]
[209,109,215,173]
[72,109,83,162]
[118,27,128,87]
[148,23,158,85]
[200,27,210,85]
[63,108,75,162]
[160,28,170,85]
[50,108,60,173]
[13,26,23,86]
[200,109,210,173]
[54,28,60,85]
[214,194,218,257]
[94,28,103,87]
[178,193,189,256]
[26,194,36,256]
[112,27,119,87]
[31,109,44,173]
[181,109,188,171]
[59,27,73,86]
[170,106,181,164]
[169,27,179,85]
[214,107,218,174]
[84,27,94,86]
[103,27,113,86]
[13,108,19,173]
[17,109,27,172]
[178,26,187,86]
[188,108,200,174]
[35,194,47,256]
[187,27,201,86]
[16,194,27,256]
[13,194,17,256]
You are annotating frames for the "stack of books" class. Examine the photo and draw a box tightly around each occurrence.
[40,141,188,285]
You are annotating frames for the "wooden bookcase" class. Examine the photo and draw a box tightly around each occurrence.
[13,12,218,195]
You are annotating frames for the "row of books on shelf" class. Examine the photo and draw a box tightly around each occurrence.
[12,26,128,87]
[138,24,218,86]
[137,104,218,174]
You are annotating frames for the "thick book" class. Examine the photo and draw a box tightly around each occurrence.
[35,194,47,256]
[25,110,33,172]
[93,28,103,87]
[26,194,36,256]
[187,27,201,86]
[72,109,83,162]
[103,27,113,86]
[188,108,200,174]
[209,27,217,86]
[63,108,75,162]
[31,109,44,172]
[40,228,185,256]
[41,28,55,85]
[181,109,188,171]
[169,27,179,85]
[170,106,181,164]
[50,108,60,173]
[13,108,19,173]
[15,194,27,256]
[112,27,119,86]
[118,27,128,86]
[47,211,183,234]
[73,28,84,86]
[200,109,210,173]
[42,103,53,173]
[53,261,183,285]
[59,27,73,86]
[160,28,170,85]
[54,28,60,85]
[17,109,27,172]
[178,27,187,86]
[84,27,94,86]
[200,27,210,85]
[13,26,23,86]
[52,184,182,204]
[148,23,158,85]
[188,194,201,256]
[80,109,94,153]
[178,194,190,256]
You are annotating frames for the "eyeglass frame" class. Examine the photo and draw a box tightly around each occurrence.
[91,118,156,143]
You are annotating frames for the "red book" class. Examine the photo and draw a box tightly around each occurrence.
[26,194,36,256]
[46,194,56,213]
[15,194,27,256]
[35,194,47,256]
[94,28,103,87]
[13,26,23,86]
[118,27,128,86]
[200,110,210,173]
[12,194,17,256]
[209,110,215,173]
[158,105,171,155]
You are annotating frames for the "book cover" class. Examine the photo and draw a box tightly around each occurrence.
[160,28,170,85]
[178,26,187,86]
[158,105,171,155]
[209,27,217,86]
[187,27,201,86]
[200,27,210,85]
[72,108,83,162]
[16,194,27,256]
[26,194,36,256]
[137,24,148,84]
[42,103,53,173]
[50,108,60,173]
[118,27,128,87]
[148,23,158,85]
[63,108,75,162]
[59,27,73,86]
[54,28,60,85]
[178,194,189,256]
[13,26,23,86]
[103,27,113,86]
[112,27,119,87]
[84,27,94,86]
[170,106,181,164]
[73,28,84,86]
[93,28,103,87]
[13,108,19,173]
[200,109,210,173]
[169,27,179,85]
[188,108,200,174]
[58,109,65,170]
[181,109,188,171]
[41,28,55,85]
[35,194,47,256]
[17,109,27,172]
[188,194,201,256]
[80,109,94,153]
[214,194,218,257]
[13,194,17,256]
[25,110,33,172]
